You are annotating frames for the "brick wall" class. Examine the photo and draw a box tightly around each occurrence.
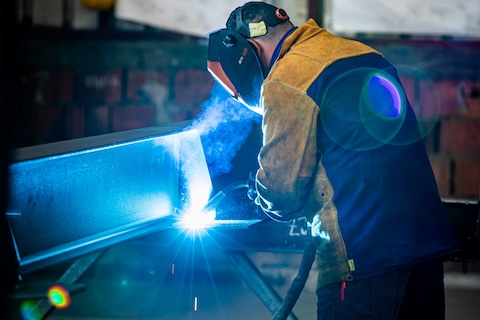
[15,39,214,146]
[396,65,480,200]
[19,66,213,144]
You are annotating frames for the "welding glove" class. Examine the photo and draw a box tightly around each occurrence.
[247,170,307,222]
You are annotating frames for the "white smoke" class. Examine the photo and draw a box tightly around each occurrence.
[187,84,261,179]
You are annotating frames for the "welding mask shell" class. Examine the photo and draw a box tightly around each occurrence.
[207,28,265,114]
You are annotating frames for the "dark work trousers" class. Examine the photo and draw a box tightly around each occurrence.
[316,258,446,320]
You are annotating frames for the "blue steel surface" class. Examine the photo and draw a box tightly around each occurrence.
[6,126,211,274]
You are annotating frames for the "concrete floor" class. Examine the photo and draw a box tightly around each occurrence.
[7,239,480,320]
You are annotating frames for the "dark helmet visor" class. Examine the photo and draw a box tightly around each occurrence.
[207,29,264,114]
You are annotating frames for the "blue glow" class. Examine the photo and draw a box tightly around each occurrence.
[177,130,213,214]
[320,68,407,151]
[179,207,216,231]
[168,129,219,233]
[20,300,41,320]
[7,129,184,271]
[368,75,402,118]
[358,70,407,149]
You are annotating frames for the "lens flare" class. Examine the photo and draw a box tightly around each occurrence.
[360,71,407,147]
[47,285,71,309]
[20,300,41,320]
[321,68,409,151]
[368,74,402,118]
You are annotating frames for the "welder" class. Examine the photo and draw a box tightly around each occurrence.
[207,2,460,320]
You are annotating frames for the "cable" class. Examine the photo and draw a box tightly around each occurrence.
[245,173,318,319]
[272,236,317,320]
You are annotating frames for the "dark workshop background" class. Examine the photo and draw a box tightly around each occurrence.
[1,1,479,319]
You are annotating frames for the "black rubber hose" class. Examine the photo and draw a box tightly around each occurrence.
[272,237,318,320]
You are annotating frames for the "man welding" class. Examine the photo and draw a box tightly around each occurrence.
[207,2,460,319]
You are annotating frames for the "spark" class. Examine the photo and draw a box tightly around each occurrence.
[194,296,199,311]
[179,208,216,231]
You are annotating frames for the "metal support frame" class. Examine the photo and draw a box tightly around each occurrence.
[33,251,103,319]
[8,250,103,319]
[224,250,299,320]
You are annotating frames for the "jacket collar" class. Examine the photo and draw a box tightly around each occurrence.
[271,19,326,67]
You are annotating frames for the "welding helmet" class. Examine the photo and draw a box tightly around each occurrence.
[207,29,264,114]
[207,2,290,114]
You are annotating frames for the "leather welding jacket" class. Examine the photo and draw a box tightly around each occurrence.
[255,19,460,289]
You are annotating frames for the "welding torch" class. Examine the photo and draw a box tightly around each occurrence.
[200,182,250,214]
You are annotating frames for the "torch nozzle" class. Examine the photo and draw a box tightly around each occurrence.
[201,182,248,214]
[202,190,226,213]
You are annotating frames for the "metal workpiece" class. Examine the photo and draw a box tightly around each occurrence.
[6,124,211,274]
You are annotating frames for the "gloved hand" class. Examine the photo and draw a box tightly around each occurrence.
[246,170,303,221]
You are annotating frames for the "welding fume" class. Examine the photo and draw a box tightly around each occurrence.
[206,2,459,320]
